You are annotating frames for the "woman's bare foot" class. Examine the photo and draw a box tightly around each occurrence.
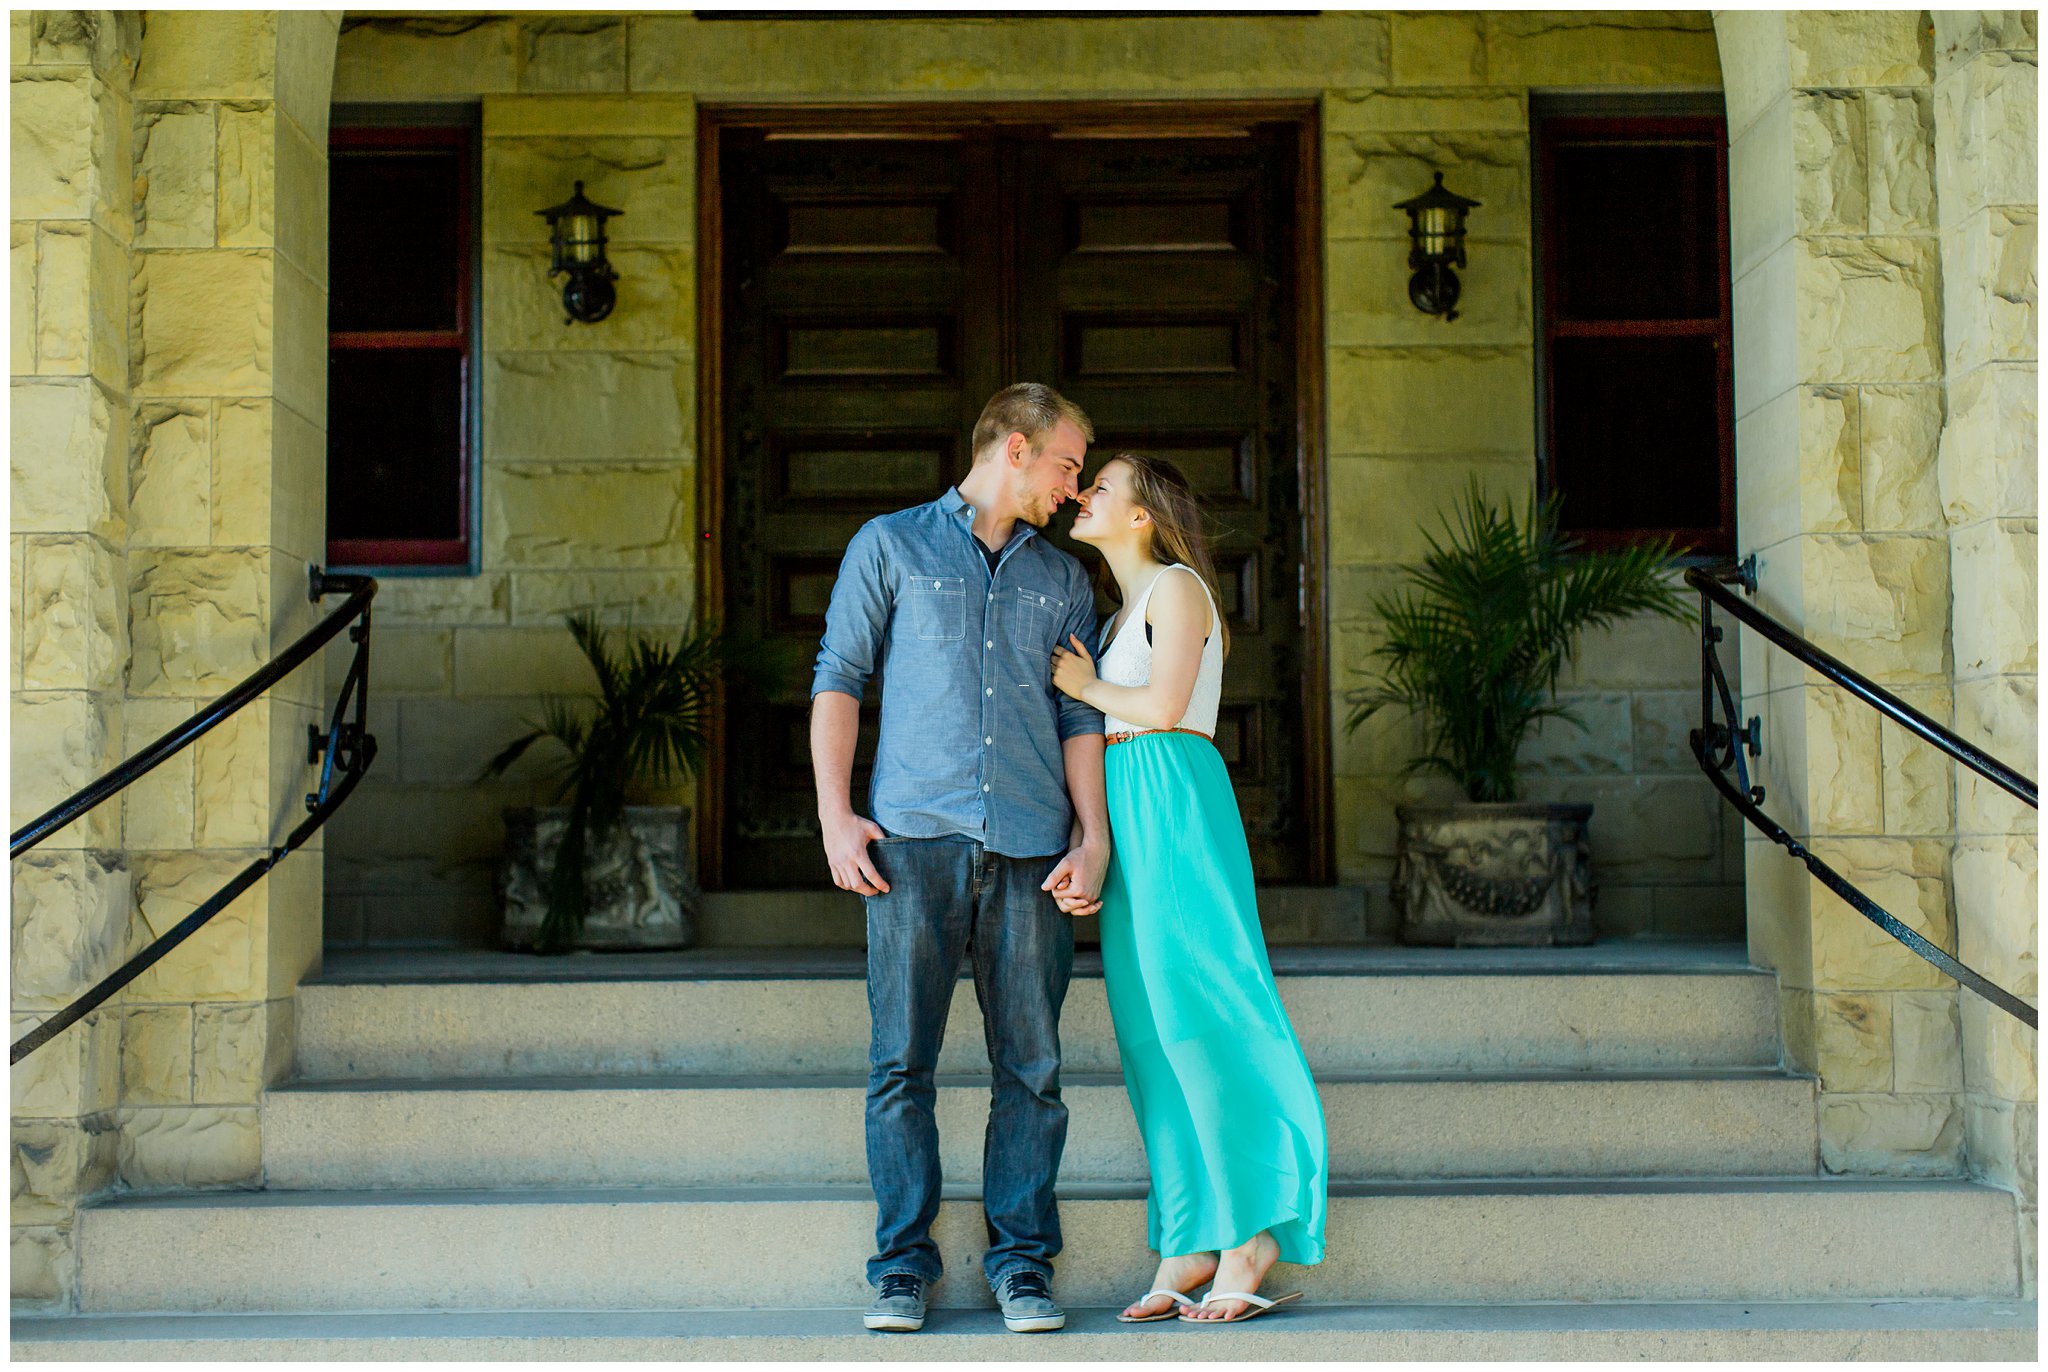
[1120,1250,1218,1320]
[1183,1230,1280,1321]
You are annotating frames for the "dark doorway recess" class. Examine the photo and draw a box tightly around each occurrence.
[699,102,1330,889]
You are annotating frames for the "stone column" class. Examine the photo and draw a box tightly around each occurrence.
[1931,11,2038,1290]
[113,9,338,1202]
[9,8,139,1307]
[1718,10,1967,1175]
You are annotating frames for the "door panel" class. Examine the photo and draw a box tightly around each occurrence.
[721,123,1313,885]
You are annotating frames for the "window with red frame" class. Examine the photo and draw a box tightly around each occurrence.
[326,123,477,569]
[1535,106,1734,556]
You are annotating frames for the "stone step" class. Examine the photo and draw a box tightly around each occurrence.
[75,1178,2019,1313]
[14,1300,2037,1361]
[261,1069,1819,1189]
[295,945,1782,1080]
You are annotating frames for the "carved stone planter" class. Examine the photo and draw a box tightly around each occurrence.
[1392,803,1595,947]
[500,806,700,951]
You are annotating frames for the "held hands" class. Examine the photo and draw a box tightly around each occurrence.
[821,809,891,896]
[1042,837,1109,917]
[1051,634,1098,702]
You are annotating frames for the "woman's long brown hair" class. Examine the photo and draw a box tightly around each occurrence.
[1106,452,1231,660]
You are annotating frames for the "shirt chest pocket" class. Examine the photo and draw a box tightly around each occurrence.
[907,575,966,641]
[1014,586,1066,643]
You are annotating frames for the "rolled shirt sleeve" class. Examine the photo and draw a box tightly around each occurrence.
[811,520,892,701]
[1054,564,1106,740]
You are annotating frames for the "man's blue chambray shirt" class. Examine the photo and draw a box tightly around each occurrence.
[811,487,1105,859]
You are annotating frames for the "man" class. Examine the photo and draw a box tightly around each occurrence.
[811,383,1111,1334]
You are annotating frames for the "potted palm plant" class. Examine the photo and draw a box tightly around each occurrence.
[484,613,736,954]
[1346,480,1691,946]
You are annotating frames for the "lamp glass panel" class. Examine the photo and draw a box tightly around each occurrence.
[329,148,463,332]
[1552,139,1719,321]
[1550,335,1719,533]
[562,212,602,261]
[326,348,465,541]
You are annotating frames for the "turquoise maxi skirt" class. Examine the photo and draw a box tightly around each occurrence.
[1098,729,1328,1265]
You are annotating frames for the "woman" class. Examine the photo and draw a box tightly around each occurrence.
[1050,453,1328,1325]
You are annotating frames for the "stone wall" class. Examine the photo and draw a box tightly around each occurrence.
[10,8,339,1308]
[326,10,1738,947]
[1719,8,2037,1256]
[1931,10,2038,1290]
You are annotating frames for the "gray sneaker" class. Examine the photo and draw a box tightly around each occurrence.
[993,1269,1065,1332]
[864,1272,928,1332]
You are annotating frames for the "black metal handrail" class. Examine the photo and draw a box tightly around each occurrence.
[10,568,379,1064]
[1687,562,2036,1029]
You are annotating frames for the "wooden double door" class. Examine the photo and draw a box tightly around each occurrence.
[711,109,1327,888]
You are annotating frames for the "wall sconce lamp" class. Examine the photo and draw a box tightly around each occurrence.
[1394,172,1480,322]
[535,181,623,325]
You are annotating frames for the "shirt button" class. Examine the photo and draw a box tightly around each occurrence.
[982,784,991,792]
[985,687,994,695]
[984,736,993,746]
[987,593,994,602]
[986,640,994,649]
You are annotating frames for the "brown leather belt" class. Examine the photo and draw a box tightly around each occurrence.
[1104,727,1213,746]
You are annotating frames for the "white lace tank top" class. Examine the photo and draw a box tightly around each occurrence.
[1097,563,1223,737]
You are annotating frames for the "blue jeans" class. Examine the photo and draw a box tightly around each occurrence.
[863,835,1074,1290]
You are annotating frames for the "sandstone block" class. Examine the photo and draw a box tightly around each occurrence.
[1629,691,1698,774]
[485,244,695,353]
[335,16,520,100]
[120,697,197,851]
[1964,1095,2023,1191]
[1819,1092,1962,1176]
[1713,10,1792,141]
[1934,52,2037,230]
[1795,533,1951,685]
[1735,384,1859,551]
[1950,518,2037,679]
[12,377,124,539]
[132,250,272,398]
[334,626,450,696]
[1387,11,1484,85]
[20,535,124,693]
[483,94,696,139]
[127,851,265,1003]
[483,463,692,570]
[1561,606,1697,690]
[31,11,140,77]
[521,16,626,94]
[484,353,694,464]
[397,695,568,787]
[1323,88,1523,135]
[1806,836,1954,992]
[1651,884,1744,940]
[30,222,91,378]
[216,104,277,251]
[1747,837,1817,988]
[271,115,328,283]
[1858,384,1943,531]
[259,849,322,1000]
[1864,91,1936,236]
[266,399,327,562]
[134,103,216,249]
[120,1005,194,1107]
[452,626,605,698]
[191,1002,267,1105]
[508,569,699,627]
[1791,91,1867,235]
[1797,236,1944,384]
[9,1008,118,1120]
[1331,691,1421,780]
[12,222,36,372]
[191,697,274,849]
[1326,132,1527,243]
[1483,11,1720,88]
[1518,691,1632,775]
[1933,12,2038,75]
[274,10,340,148]
[1938,362,2036,526]
[9,691,121,849]
[128,402,212,547]
[1327,348,1534,458]
[11,1119,114,1228]
[1813,991,1891,1092]
[127,548,269,698]
[1787,10,1934,89]
[1942,206,2037,374]
[1517,775,1722,878]
[117,1105,260,1189]
[9,9,27,63]
[1325,237,1530,349]
[9,1224,71,1305]
[1878,684,1955,836]
[1732,239,1797,418]
[271,254,326,425]
[1729,92,1793,282]
[1954,675,2038,835]
[1954,835,2038,994]
[1328,455,1531,566]
[374,572,511,626]
[1892,989,1964,1092]
[484,136,692,247]
[1961,993,2040,1101]
[11,69,96,220]
[324,783,520,865]
[132,10,277,100]
[1777,984,1817,1076]
[1799,684,1885,834]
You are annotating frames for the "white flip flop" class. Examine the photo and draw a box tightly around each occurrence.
[1177,1288,1303,1324]
[1116,1287,1202,1323]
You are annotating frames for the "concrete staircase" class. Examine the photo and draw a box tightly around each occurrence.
[12,939,2036,1359]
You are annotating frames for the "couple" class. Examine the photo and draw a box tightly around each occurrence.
[810,383,1328,1333]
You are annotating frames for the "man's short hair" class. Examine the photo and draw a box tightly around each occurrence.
[971,383,1095,462]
